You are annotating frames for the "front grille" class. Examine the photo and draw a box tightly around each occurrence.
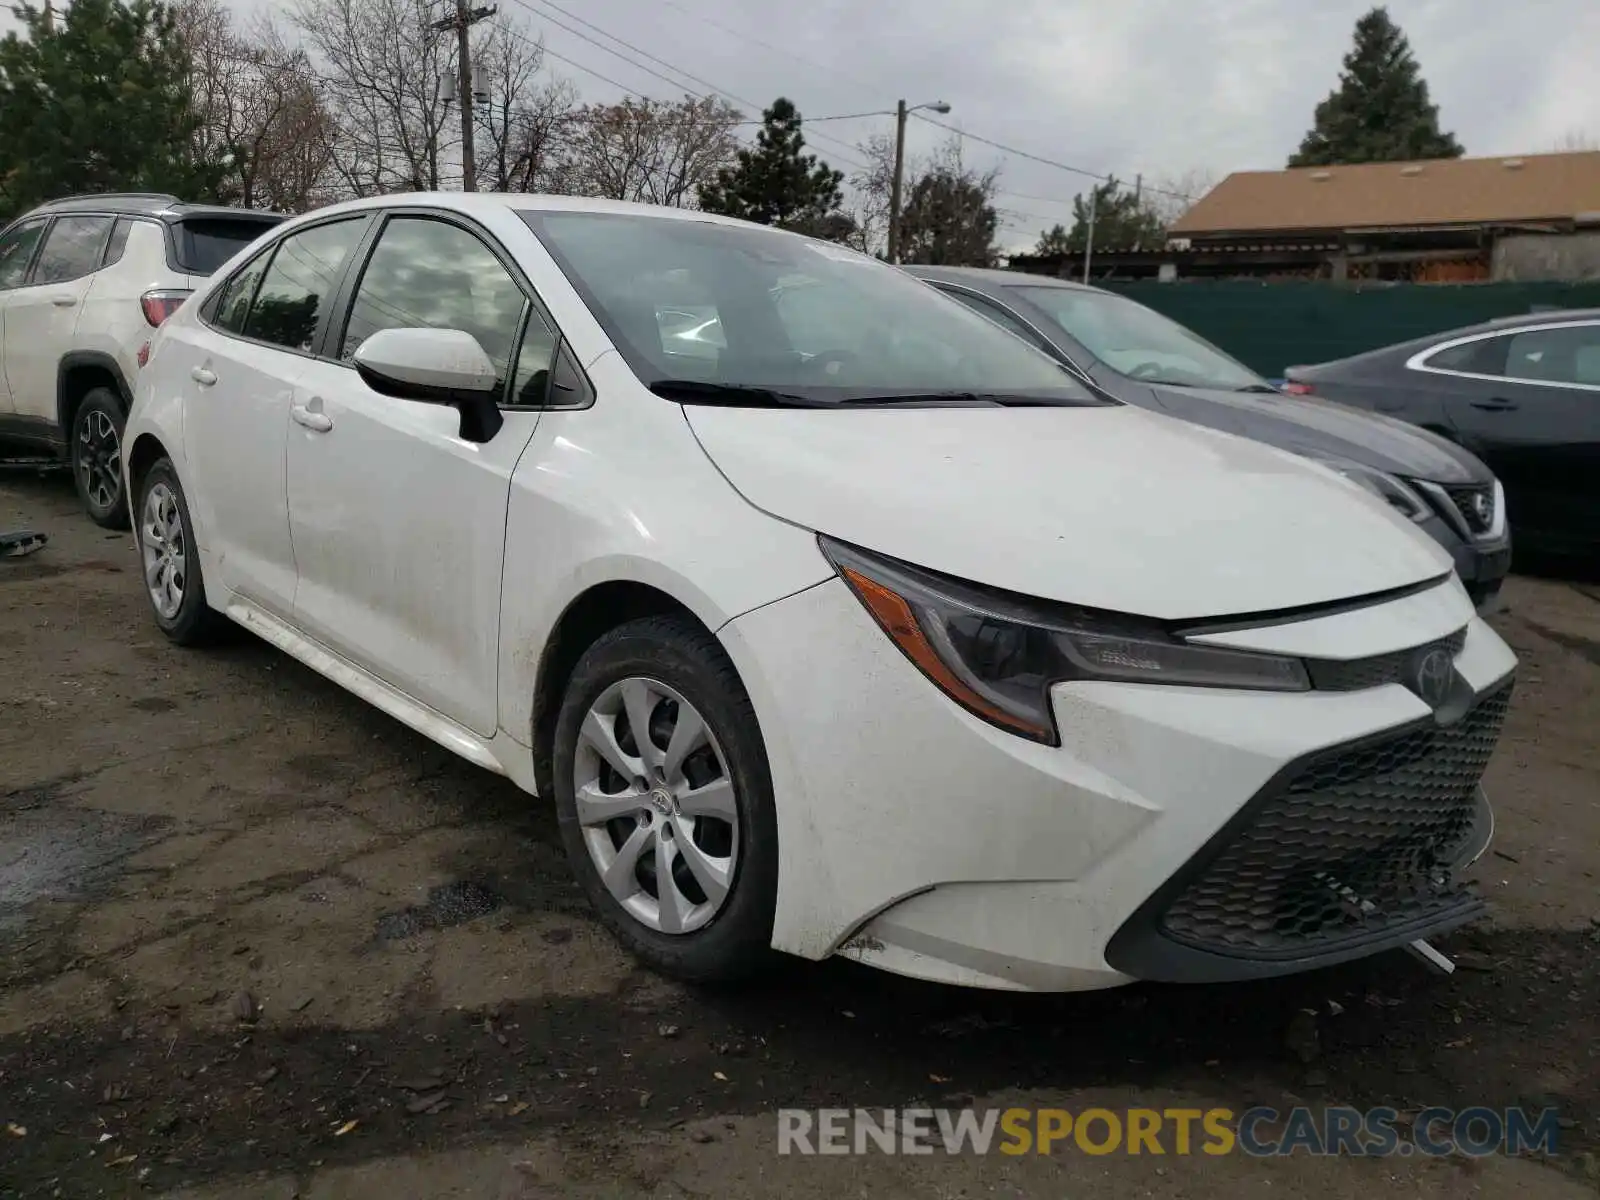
[1157,681,1512,960]
[1441,483,1496,537]
[1306,628,1467,692]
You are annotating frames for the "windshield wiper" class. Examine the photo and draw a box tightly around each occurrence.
[1233,384,1282,394]
[648,380,832,408]
[833,391,1096,408]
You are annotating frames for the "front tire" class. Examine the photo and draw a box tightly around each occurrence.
[134,459,227,646]
[70,387,130,530]
[553,615,778,984]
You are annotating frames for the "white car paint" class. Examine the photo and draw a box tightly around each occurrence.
[125,192,1517,992]
[683,403,1454,619]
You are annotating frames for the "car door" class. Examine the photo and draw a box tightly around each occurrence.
[285,211,555,736]
[1427,321,1600,552]
[1,214,113,420]
[175,215,373,617]
[0,217,50,416]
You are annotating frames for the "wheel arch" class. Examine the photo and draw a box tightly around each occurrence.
[125,431,171,506]
[57,351,132,439]
[529,580,714,799]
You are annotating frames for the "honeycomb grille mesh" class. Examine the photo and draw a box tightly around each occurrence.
[1159,682,1512,958]
[1306,628,1468,693]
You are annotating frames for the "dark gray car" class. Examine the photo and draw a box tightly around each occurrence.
[907,265,1512,612]
[1283,311,1600,562]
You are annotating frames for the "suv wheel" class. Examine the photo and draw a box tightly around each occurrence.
[70,387,130,530]
[134,458,228,645]
[553,616,778,984]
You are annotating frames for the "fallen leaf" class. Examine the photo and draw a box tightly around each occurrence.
[508,1101,530,1116]
[333,1119,359,1137]
[713,1071,728,1082]
[929,1074,951,1083]
[6,1124,25,1137]
[108,1154,138,1167]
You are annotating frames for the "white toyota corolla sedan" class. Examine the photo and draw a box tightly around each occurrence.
[124,194,1517,992]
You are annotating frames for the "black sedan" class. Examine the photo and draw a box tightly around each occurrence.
[1284,310,1600,562]
[906,266,1513,611]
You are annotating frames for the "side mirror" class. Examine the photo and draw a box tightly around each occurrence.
[352,326,503,442]
[352,327,498,402]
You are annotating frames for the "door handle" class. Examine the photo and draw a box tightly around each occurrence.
[291,401,332,433]
[1470,397,1518,412]
[50,295,78,307]
[190,366,217,386]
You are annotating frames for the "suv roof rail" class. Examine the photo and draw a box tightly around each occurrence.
[43,192,183,205]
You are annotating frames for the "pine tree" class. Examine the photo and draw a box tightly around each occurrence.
[697,98,848,237]
[1062,178,1165,252]
[0,0,222,218]
[1289,6,1463,167]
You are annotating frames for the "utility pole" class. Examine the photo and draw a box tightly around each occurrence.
[885,98,951,265]
[430,0,496,192]
[1083,188,1097,284]
[887,100,908,265]
[43,0,53,31]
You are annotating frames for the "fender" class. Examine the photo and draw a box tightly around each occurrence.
[57,350,134,430]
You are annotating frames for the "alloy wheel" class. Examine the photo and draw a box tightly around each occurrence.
[140,482,187,620]
[75,408,122,512]
[573,676,739,935]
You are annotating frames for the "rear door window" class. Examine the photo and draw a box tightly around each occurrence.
[31,215,114,285]
[0,218,47,289]
[173,217,284,275]
[242,218,369,353]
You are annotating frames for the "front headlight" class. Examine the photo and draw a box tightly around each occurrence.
[820,537,1310,745]
[1304,455,1431,523]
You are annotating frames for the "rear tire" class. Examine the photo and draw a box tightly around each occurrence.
[553,615,778,985]
[70,387,130,530]
[134,458,228,646]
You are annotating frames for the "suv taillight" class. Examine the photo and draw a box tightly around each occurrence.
[1281,380,1313,395]
[141,290,192,327]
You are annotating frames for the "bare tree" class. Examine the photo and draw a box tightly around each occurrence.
[472,25,578,193]
[1547,130,1599,153]
[844,132,897,256]
[290,0,458,197]
[1145,167,1219,227]
[175,0,335,210]
[561,95,740,207]
[848,134,996,261]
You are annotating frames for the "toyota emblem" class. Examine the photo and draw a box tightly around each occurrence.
[1470,492,1491,525]
[1411,648,1454,710]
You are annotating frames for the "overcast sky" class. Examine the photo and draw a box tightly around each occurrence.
[7,0,1599,248]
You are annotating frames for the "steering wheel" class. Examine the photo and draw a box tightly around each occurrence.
[1129,361,1167,381]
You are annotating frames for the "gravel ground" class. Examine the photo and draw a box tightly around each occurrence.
[2,469,1597,1199]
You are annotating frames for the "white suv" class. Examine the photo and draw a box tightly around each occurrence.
[125,194,1516,991]
[0,194,283,526]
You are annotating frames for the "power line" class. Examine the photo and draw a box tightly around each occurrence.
[910,111,1195,201]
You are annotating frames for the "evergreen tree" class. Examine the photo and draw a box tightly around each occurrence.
[1034,224,1072,256]
[898,168,999,266]
[1062,178,1165,252]
[0,0,221,218]
[1289,6,1463,167]
[698,98,848,237]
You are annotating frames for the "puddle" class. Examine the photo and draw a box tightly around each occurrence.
[0,800,169,933]
[373,880,503,941]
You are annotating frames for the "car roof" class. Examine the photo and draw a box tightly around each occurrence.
[287,191,818,231]
[905,264,1103,294]
[26,194,286,224]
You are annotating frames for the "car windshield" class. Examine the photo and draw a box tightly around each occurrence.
[520,210,1102,407]
[1011,285,1264,391]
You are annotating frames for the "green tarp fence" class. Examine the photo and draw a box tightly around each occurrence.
[1093,280,1600,378]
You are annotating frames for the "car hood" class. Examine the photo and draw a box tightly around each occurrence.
[1145,383,1487,485]
[685,403,1452,621]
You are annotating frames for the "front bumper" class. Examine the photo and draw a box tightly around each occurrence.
[720,575,1518,992]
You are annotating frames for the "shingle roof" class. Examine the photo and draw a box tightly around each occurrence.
[1170,151,1600,237]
